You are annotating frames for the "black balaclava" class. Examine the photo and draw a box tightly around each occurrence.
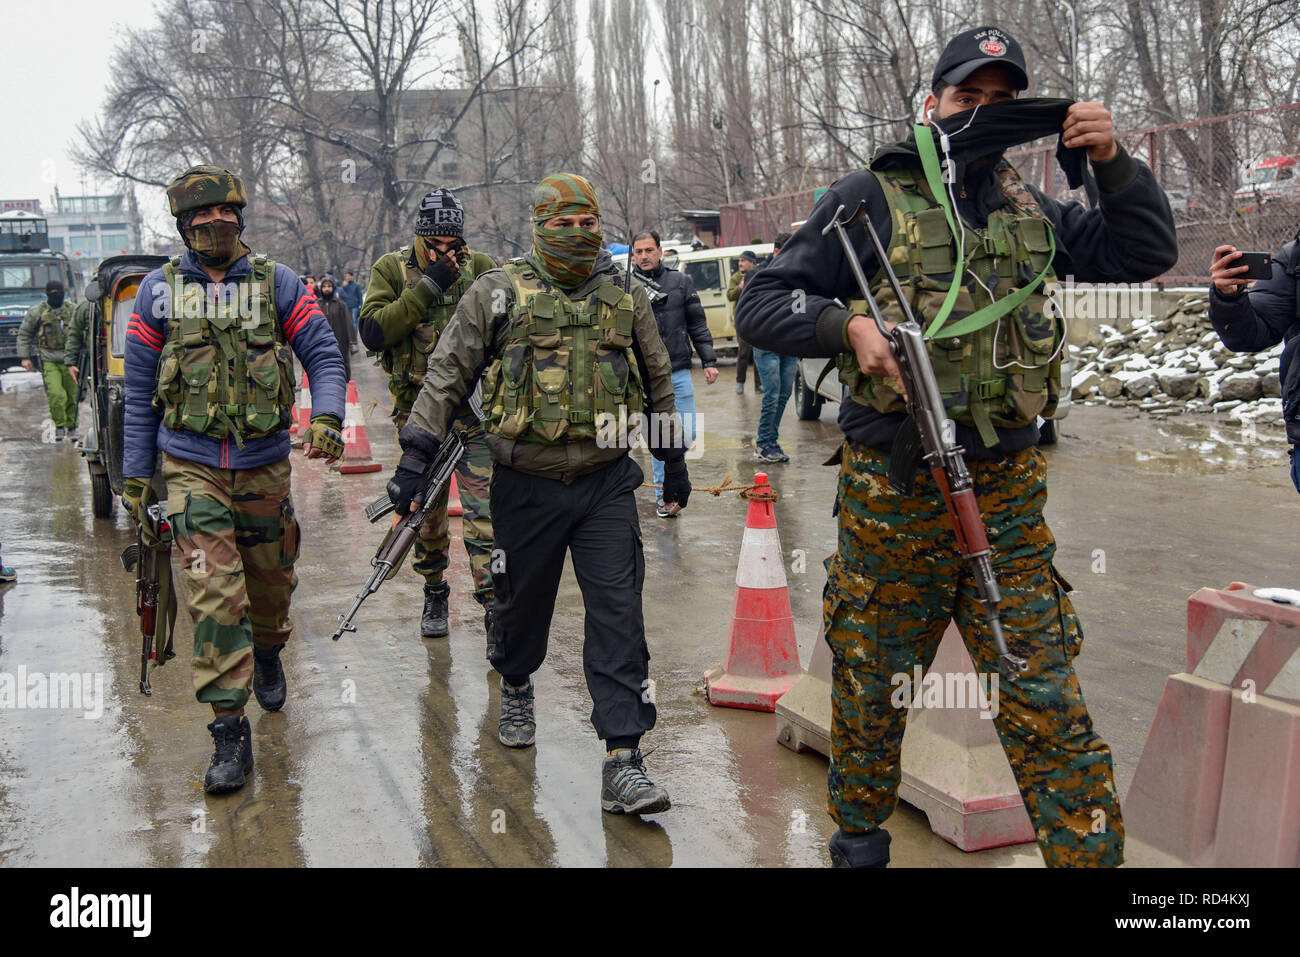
[45,280,65,309]
[874,98,1088,190]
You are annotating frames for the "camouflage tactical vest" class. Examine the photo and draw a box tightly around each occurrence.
[484,261,644,444]
[35,302,73,351]
[838,160,1064,445]
[373,247,476,411]
[153,256,293,448]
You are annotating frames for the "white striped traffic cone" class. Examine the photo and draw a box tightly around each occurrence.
[339,380,381,474]
[703,472,801,711]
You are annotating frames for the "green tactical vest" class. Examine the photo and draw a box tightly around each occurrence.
[484,261,644,444]
[35,302,73,351]
[153,256,294,448]
[837,160,1064,446]
[373,247,476,411]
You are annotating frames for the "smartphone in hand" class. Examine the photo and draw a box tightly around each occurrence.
[1236,251,1273,281]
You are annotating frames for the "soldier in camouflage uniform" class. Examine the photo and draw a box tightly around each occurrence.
[359,188,495,639]
[122,165,347,794]
[17,280,78,441]
[737,27,1178,866]
[387,173,691,815]
[64,296,95,409]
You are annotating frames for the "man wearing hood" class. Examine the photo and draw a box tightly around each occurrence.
[359,188,497,640]
[18,279,78,442]
[737,27,1177,868]
[122,165,347,794]
[389,173,690,815]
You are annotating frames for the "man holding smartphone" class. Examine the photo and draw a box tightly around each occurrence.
[1209,235,1300,491]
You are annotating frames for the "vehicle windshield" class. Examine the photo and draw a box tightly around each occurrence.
[1,260,65,292]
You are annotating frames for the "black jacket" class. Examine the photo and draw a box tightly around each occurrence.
[1209,237,1300,443]
[736,143,1179,456]
[634,263,717,372]
[319,294,353,383]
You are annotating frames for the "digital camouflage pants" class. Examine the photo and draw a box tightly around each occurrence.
[41,361,78,429]
[393,411,493,601]
[825,440,1123,867]
[163,454,297,712]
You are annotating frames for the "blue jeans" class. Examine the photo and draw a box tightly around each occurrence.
[1291,447,1300,494]
[754,349,796,448]
[652,368,697,498]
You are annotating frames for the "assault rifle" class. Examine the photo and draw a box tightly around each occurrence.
[332,429,468,641]
[822,201,1028,679]
[633,270,668,305]
[120,502,178,695]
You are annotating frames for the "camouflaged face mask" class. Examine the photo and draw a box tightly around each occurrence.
[184,217,250,269]
[532,225,603,289]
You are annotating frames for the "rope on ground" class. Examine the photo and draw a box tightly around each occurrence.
[355,387,394,417]
[642,474,779,502]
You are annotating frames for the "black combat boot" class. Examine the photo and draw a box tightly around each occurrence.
[479,594,494,641]
[204,715,254,794]
[828,827,891,868]
[421,581,450,637]
[252,643,287,712]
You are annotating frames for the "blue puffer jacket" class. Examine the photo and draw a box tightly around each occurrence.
[124,251,347,478]
[1209,237,1300,443]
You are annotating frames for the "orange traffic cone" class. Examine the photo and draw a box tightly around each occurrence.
[447,474,464,516]
[338,380,382,474]
[703,473,800,711]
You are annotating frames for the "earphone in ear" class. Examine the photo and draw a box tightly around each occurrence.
[924,106,934,123]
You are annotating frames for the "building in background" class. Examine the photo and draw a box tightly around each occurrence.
[45,189,142,274]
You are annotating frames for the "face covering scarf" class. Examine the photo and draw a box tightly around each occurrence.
[918,97,1088,189]
[47,291,65,308]
[532,225,603,289]
[184,218,251,269]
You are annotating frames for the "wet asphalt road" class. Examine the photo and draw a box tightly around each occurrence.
[1,358,1296,868]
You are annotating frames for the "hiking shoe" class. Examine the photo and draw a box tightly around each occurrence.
[655,500,679,519]
[204,715,254,794]
[735,383,744,394]
[757,443,787,463]
[602,748,670,815]
[0,562,15,584]
[252,644,287,712]
[421,581,450,637]
[770,443,790,462]
[499,677,536,748]
[53,427,64,443]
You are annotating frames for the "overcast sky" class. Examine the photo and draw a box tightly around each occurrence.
[2,0,162,206]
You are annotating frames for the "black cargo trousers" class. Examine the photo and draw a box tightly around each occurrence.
[488,453,656,750]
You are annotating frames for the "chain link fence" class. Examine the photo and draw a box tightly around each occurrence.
[719,104,1300,284]
[1009,102,1300,284]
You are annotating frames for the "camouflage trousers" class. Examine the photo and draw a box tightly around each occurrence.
[393,411,493,600]
[162,454,298,712]
[825,440,1123,867]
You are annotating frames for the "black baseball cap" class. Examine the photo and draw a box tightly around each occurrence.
[932,26,1028,91]
[740,250,758,263]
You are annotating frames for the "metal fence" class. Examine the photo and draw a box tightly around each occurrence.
[1008,102,1300,284]
[718,188,819,248]
[719,103,1300,283]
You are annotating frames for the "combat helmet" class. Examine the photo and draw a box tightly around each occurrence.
[166,165,247,217]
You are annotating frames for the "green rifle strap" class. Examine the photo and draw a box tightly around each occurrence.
[915,124,965,340]
[913,124,1056,341]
